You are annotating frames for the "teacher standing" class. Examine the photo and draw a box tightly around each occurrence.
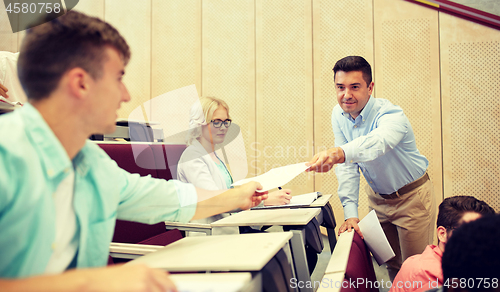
[307,56,436,280]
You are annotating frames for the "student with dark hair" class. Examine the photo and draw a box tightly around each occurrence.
[307,55,436,279]
[442,213,500,292]
[390,196,495,292]
[0,11,266,291]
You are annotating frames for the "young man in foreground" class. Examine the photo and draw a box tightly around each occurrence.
[0,11,266,292]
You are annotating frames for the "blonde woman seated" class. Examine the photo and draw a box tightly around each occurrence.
[177,96,292,234]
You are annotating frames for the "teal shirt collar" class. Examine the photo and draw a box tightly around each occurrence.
[21,103,91,178]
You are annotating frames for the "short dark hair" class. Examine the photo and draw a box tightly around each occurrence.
[332,56,372,86]
[436,196,495,230]
[18,11,130,101]
[442,214,500,291]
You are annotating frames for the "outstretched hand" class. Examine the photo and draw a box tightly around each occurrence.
[0,264,178,292]
[239,181,268,209]
[306,147,345,172]
[82,264,178,292]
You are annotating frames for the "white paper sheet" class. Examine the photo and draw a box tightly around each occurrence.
[231,162,309,192]
[0,96,22,110]
[252,192,319,209]
[358,209,395,265]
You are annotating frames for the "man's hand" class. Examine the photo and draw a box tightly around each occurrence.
[82,264,177,292]
[192,183,268,220]
[338,217,363,239]
[0,83,8,98]
[306,147,345,172]
[238,181,269,209]
[264,189,292,206]
[0,264,178,292]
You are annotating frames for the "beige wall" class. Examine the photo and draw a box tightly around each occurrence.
[1,0,499,215]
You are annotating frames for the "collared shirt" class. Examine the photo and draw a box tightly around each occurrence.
[0,103,197,278]
[332,97,428,219]
[176,140,237,235]
[390,245,443,292]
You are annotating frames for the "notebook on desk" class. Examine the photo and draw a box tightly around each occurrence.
[252,192,321,210]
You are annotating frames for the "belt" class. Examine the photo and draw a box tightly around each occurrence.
[379,172,429,199]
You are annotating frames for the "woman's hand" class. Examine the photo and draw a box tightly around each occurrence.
[264,189,292,206]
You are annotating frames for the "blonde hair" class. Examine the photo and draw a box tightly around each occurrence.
[186,96,230,145]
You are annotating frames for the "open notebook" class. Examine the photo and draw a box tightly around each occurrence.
[252,192,321,210]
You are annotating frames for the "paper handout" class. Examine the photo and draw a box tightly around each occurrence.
[251,192,320,209]
[0,96,22,110]
[231,162,309,192]
[358,209,395,265]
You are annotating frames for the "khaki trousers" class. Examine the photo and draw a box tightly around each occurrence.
[365,176,436,280]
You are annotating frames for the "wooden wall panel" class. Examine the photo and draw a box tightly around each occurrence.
[16,30,24,51]
[151,0,201,97]
[105,0,151,120]
[256,0,313,195]
[3,0,496,213]
[440,12,500,211]
[374,0,443,209]
[312,0,374,222]
[148,0,201,147]
[14,0,105,53]
[202,0,255,179]
[0,5,19,52]
[74,0,104,19]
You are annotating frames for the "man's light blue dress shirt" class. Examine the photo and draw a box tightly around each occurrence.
[0,104,197,278]
[332,97,428,220]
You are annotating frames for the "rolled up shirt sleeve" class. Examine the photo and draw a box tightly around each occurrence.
[341,108,408,164]
[111,161,198,224]
[335,163,361,219]
[332,112,361,220]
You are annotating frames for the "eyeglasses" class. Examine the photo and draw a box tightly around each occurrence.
[210,119,232,128]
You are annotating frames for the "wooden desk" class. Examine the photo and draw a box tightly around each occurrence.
[211,208,320,227]
[309,194,332,208]
[316,272,345,292]
[128,232,292,272]
[296,194,337,252]
[249,194,337,251]
[164,221,213,235]
[211,208,322,292]
[169,272,259,292]
[317,231,355,292]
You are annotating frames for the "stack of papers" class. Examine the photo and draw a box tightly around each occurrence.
[0,96,22,111]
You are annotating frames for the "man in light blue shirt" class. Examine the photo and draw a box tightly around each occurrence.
[0,11,266,292]
[307,56,436,279]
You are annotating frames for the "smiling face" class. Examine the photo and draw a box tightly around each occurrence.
[200,106,229,147]
[335,70,374,119]
[87,46,131,134]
